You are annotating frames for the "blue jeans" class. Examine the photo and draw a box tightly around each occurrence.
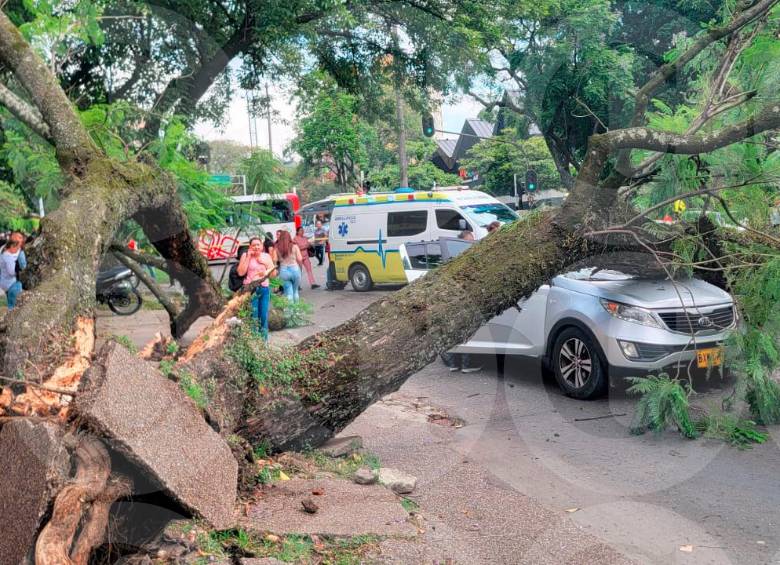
[253,286,270,341]
[279,265,301,303]
[5,281,21,310]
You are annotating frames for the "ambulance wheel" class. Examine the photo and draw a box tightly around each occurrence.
[349,264,373,292]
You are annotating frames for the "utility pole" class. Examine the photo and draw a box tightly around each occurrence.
[392,27,409,188]
[247,92,259,149]
[265,83,273,154]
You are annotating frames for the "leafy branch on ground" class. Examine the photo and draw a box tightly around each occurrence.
[628,374,699,438]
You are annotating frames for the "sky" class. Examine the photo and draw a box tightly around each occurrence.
[193,83,484,158]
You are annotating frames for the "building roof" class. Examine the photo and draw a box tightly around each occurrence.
[436,138,457,159]
[465,119,494,140]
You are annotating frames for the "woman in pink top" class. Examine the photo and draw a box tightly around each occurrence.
[237,237,276,340]
[294,227,319,289]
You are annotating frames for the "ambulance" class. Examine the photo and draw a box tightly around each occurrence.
[328,187,518,291]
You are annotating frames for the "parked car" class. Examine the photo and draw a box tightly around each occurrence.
[400,239,736,399]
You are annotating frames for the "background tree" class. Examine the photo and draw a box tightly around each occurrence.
[460,131,560,195]
[239,149,291,195]
[207,140,252,174]
[289,79,374,189]
[466,0,723,187]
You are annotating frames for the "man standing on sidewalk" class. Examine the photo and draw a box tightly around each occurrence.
[313,220,327,266]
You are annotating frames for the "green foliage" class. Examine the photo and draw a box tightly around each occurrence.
[165,341,180,356]
[270,294,314,328]
[695,410,768,448]
[461,132,560,195]
[178,370,208,410]
[153,118,232,231]
[0,181,35,231]
[368,161,461,192]
[290,78,374,188]
[401,497,419,513]
[627,374,698,438]
[728,258,780,424]
[1,122,64,212]
[226,326,324,396]
[19,0,105,71]
[239,149,291,195]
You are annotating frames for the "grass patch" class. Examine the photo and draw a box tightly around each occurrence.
[303,450,381,479]
[253,439,272,459]
[200,529,380,564]
[159,358,175,378]
[400,497,419,513]
[109,334,138,353]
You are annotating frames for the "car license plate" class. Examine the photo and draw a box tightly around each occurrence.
[697,347,723,368]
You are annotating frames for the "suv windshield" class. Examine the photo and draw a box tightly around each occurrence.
[462,203,518,227]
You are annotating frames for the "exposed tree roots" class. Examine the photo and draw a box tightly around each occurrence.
[35,435,130,565]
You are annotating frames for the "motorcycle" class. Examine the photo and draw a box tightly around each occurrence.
[97,266,143,315]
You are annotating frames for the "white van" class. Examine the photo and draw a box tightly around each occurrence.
[329,187,518,290]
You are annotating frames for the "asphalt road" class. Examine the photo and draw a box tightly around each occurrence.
[360,355,780,564]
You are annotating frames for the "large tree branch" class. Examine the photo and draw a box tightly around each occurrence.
[143,12,254,138]
[630,89,757,177]
[0,11,96,172]
[0,81,52,141]
[608,102,780,154]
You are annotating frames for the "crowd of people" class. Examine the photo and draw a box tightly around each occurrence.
[233,224,329,340]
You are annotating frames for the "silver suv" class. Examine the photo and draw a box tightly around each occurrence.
[401,240,736,399]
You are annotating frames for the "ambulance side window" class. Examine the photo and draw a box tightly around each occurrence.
[388,210,428,237]
[436,209,468,231]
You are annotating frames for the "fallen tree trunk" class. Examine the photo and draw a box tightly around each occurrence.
[180,213,591,450]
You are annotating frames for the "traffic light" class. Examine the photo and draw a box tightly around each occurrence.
[525,169,538,192]
[422,114,435,137]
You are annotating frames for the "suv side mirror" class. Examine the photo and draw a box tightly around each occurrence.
[458,219,467,231]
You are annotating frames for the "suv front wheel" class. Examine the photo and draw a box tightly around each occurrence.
[551,327,608,399]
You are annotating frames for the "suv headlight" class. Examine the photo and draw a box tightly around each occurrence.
[600,299,662,328]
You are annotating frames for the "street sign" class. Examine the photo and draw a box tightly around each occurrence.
[209,174,232,185]
[673,199,686,214]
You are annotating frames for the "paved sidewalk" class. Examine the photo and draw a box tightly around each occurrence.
[344,393,634,565]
